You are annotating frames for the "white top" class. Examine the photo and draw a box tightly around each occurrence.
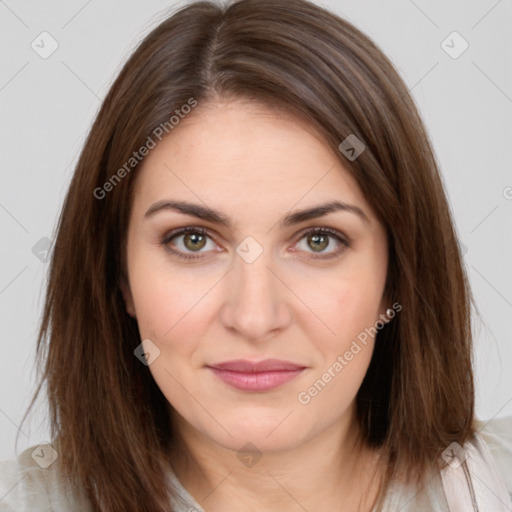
[1,416,511,511]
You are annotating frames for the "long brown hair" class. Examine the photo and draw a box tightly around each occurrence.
[21,0,475,510]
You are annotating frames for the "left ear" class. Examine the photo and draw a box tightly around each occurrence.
[119,275,136,318]
[376,295,392,325]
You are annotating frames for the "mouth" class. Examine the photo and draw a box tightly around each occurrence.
[206,359,306,392]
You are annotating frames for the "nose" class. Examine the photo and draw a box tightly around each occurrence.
[219,249,293,343]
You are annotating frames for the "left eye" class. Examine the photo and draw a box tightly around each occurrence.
[294,229,348,257]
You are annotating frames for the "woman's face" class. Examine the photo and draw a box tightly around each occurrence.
[121,98,389,454]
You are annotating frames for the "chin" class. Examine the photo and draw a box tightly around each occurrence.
[203,415,308,454]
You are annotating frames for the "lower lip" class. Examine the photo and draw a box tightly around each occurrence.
[208,368,304,392]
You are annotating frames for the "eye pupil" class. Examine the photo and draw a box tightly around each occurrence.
[308,234,329,252]
[184,232,206,251]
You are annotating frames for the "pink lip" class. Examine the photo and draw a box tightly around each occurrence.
[207,359,306,392]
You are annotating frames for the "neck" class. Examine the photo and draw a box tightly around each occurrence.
[167,405,383,512]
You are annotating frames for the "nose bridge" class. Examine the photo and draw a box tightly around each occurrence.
[219,244,291,340]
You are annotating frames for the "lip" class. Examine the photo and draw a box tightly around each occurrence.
[207,359,306,392]
[209,359,305,372]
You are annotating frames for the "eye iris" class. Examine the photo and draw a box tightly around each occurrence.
[184,232,206,251]
[308,233,329,252]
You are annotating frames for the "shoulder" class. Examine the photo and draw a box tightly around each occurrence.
[473,415,512,495]
[0,443,93,512]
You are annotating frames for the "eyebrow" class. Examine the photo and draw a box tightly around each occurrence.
[144,199,369,227]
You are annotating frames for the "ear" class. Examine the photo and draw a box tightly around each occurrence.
[119,275,136,318]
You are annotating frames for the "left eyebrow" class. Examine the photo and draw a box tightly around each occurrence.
[281,200,369,226]
[144,199,369,227]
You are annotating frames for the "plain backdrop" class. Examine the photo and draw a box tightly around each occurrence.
[1,0,511,460]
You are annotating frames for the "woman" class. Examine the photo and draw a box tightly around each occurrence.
[1,0,511,510]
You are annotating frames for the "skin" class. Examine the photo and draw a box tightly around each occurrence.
[120,98,390,511]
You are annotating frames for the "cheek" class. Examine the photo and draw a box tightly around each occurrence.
[128,258,217,347]
[289,252,387,370]
[296,273,384,342]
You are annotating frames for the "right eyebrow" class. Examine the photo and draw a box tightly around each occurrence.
[145,200,232,227]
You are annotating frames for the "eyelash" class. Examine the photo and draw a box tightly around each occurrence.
[160,226,350,261]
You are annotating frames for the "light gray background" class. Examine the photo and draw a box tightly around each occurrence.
[1,0,511,460]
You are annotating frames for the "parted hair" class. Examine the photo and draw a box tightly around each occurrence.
[21,0,475,510]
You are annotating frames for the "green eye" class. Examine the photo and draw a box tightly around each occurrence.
[306,233,329,252]
[182,232,207,251]
[295,228,349,258]
[161,227,216,260]
[161,226,350,262]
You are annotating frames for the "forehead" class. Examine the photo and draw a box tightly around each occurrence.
[131,99,373,223]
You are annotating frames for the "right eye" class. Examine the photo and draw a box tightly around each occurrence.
[160,227,221,260]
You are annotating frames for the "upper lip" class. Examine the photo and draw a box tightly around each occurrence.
[207,359,306,372]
